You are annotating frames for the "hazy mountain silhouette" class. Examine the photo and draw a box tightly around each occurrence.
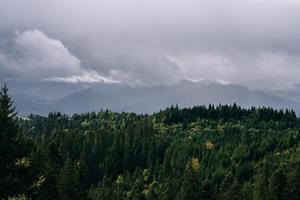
[3,79,300,115]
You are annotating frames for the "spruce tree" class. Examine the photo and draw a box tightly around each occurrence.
[201,180,215,200]
[0,85,32,199]
[253,165,270,200]
[287,168,300,200]
[177,158,201,200]
[145,180,159,200]
[57,158,82,200]
[219,172,241,200]
[269,169,287,200]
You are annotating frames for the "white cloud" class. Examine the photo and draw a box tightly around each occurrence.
[45,70,121,84]
[0,29,118,83]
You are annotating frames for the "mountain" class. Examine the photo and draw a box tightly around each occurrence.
[264,85,300,104]
[50,79,300,114]
[2,79,299,115]
[0,80,94,115]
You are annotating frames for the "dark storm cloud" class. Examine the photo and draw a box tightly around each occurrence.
[1,0,300,88]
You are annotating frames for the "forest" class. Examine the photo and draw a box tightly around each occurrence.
[1,84,300,200]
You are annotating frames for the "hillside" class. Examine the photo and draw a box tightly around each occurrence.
[14,104,300,200]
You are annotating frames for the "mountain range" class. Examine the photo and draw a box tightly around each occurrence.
[2,79,300,115]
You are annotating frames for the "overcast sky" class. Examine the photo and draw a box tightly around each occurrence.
[1,0,300,89]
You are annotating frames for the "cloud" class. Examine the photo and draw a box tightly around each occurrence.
[167,51,300,90]
[1,0,300,88]
[0,29,117,83]
[45,70,120,84]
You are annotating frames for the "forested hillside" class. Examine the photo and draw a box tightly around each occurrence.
[1,85,300,200]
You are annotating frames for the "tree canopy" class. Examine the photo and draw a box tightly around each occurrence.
[1,85,300,199]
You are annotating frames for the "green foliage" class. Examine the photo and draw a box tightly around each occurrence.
[176,159,201,200]
[253,166,270,200]
[286,168,300,200]
[269,169,287,200]
[1,84,300,199]
[57,158,83,200]
[200,180,215,200]
[0,85,33,199]
[219,172,241,200]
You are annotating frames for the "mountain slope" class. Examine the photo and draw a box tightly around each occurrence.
[3,79,300,115]
[50,80,300,114]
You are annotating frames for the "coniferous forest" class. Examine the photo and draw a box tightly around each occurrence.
[1,85,300,200]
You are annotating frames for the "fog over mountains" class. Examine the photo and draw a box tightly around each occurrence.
[1,1,300,116]
[3,79,300,116]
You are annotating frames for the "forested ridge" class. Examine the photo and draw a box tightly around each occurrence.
[1,85,300,200]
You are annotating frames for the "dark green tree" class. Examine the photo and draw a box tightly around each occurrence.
[287,168,300,200]
[36,141,62,200]
[57,158,83,200]
[219,172,241,200]
[253,166,270,200]
[177,159,201,200]
[200,180,215,200]
[144,180,159,200]
[269,169,287,200]
[128,177,146,200]
[0,85,32,199]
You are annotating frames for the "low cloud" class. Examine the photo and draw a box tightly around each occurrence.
[171,51,300,90]
[46,70,120,84]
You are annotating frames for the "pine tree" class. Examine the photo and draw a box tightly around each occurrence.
[160,179,175,200]
[114,175,126,200]
[129,177,145,200]
[57,158,82,200]
[269,169,287,200]
[177,158,201,200]
[287,168,300,200]
[240,182,253,200]
[0,85,32,199]
[200,180,215,200]
[76,155,89,199]
[144,180,159,200]
[219,172,241,200]
[253,165,270,200]
[37,141,62,200]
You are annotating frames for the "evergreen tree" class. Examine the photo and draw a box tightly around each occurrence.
[200,180,215,200]
[219,172,241,200]
[88,184,114,200]
[253,166,270,200]
[160,179,175,200]
[269,169,287,200]
[287,168,300,200]
[114,175,126,200]
[144,180,159,200]
[76,156,89,199]
[240,182,253,200]
[129,177,145,200]
[57,158,83,200]
[0,85,32,199]
[37,141,62,200]
[177,158,201,200]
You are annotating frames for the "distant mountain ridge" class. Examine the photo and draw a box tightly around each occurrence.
[2,79,300,115]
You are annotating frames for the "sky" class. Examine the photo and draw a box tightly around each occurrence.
[1,0,300,89]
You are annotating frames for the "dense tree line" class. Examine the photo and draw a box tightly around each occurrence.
[1,85,300,199]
